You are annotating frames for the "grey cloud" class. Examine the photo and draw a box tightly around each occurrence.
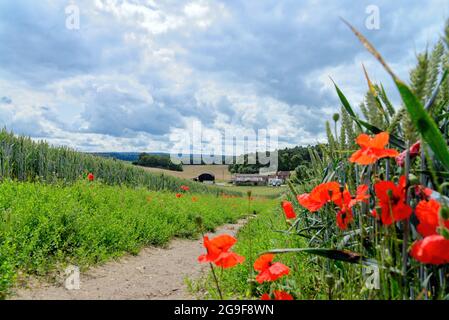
[0,0,447,151]
[79,83,182,137]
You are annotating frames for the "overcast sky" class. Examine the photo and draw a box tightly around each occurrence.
[0,0,448,153]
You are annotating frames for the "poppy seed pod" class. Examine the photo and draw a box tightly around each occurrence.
[332,113,340,122]
[408,174,419,186]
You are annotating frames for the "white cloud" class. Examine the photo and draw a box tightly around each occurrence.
[0,0,448,152]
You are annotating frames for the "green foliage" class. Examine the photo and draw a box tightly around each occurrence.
[0,129,240,196]
[229,145,321,174]
[0,179,272,298]
[193,206,325,300]
[286,18,449,300]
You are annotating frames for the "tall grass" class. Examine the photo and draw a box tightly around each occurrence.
[199,19,449,301]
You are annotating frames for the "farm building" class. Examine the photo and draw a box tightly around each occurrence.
[194,172,215,184]
[232,174,268,186]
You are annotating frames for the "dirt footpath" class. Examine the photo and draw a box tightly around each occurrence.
[11,220,247,300]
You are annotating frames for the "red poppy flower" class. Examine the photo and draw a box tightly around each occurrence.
[395,141,420,167]
[261,293,271,300]
[176,193,183,198]
[198,234,244,269]
[336,208,354,231]
[254,254,290,284]
[332,185,369,209]
[181,185,190,191]
[213,251,245,268]
[415,199,449,237]
[87,173,94,181]
[282,201,297,219]
[349,132,399,165]
[261,291,294,300]
[332,184,369,230]
[410,235,449,265]
[373,176,412,225]
[192,197,198,202]
[297,182,340,212]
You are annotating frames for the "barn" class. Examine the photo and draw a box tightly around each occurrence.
[195,172,215,184]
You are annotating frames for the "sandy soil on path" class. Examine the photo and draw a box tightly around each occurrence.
[11,219,247,300]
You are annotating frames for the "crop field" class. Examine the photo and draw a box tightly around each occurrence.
[140,165,232,182]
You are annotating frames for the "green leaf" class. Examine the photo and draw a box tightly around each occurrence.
[355,118,405,149]
[331,79,363,131]
[331,77,404,149]
[395,79,449,170]
[416,169,449,179]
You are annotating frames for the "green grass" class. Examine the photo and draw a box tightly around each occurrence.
[0,179,274,299]
[192,205,326,300]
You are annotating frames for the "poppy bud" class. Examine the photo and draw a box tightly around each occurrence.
[439,206,449,220]
[247,190,252,199]
[372,206,382,218]
[332,113,340,122]
[437,226,449,240]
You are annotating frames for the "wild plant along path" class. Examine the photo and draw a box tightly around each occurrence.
[12,220,247,300]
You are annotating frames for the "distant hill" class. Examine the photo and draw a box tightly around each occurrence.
[92,152,167,162]
[92,152,236,165]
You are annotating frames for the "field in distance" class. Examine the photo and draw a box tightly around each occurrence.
[222,185,287,198]
[139,164,232,182]
[140,165,287,198]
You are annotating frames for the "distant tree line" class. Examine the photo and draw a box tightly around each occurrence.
[229,145,321,174]
[93,152,140,162]
[133,153,183,171]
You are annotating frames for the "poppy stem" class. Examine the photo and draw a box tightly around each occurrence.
[209,263,223,300]
[401,142,411,296]
[247,192,254,279]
